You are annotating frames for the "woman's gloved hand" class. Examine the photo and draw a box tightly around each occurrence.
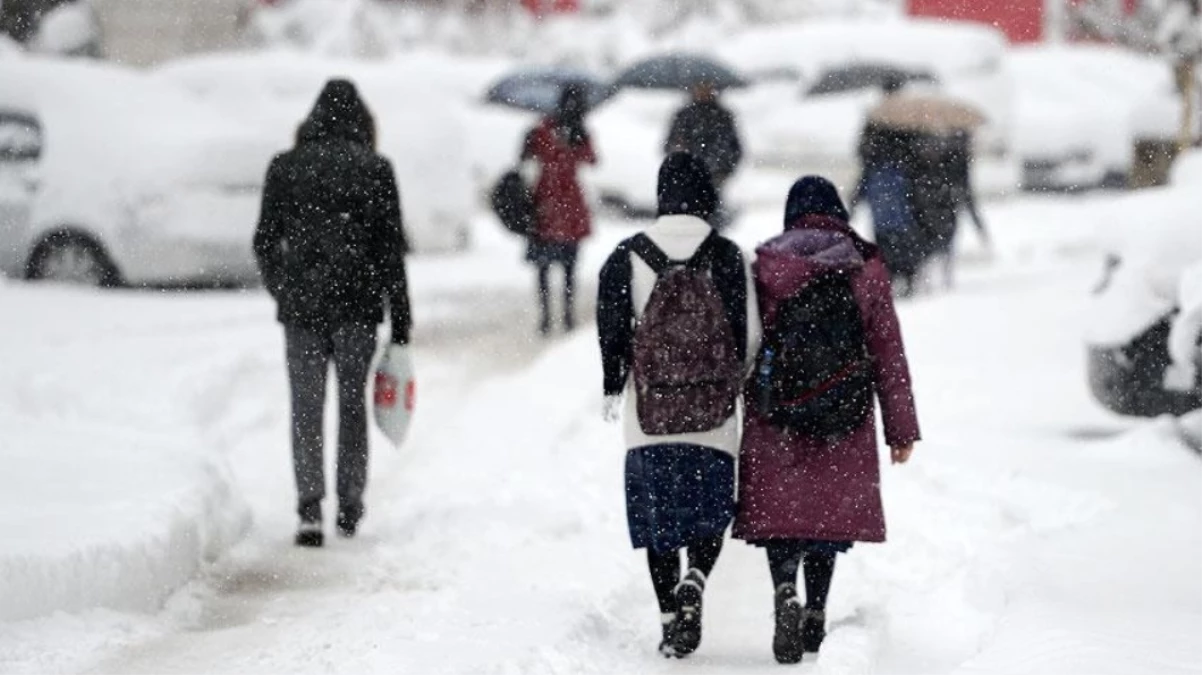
[602,395,622,423]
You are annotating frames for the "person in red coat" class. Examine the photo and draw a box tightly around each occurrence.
[522,83,597,335]
[735,176,920,664]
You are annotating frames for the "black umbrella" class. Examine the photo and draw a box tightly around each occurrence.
[484,67,615,115]
[613,53,748,91]
[806,63,938,97]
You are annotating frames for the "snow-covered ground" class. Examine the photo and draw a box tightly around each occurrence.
[1,182,1199,673]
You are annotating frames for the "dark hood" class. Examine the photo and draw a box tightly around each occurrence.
[300,79,375,148]
[784,175,850,223]
[755,226,866,301]
[657,151,718,219]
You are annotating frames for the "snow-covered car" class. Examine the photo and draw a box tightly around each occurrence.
[0,57,277,286]
[1008,45,1180,191]
[155,51,487,252]
[715,18,1019,197]
[1085,154,1202,418]
[0,0,102,57]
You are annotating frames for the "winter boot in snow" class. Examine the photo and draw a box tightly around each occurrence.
[658,612,679,658]
[800,608,827,653]
[295,521,324,548]
[672,568,707,656]
[337,504,363,538]
[773,583,804,664]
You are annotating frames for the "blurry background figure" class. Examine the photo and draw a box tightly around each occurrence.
[852,76,990,296]
[850,117,923,297]
[665,81,744,230]
[910,129,990,289]
[522,81,597,336]
[254,78,412,548]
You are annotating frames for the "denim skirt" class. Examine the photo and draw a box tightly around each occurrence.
[625,444,735,553]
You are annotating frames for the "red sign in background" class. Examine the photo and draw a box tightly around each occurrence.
[907,0,1139,43]
[521,0,579,17]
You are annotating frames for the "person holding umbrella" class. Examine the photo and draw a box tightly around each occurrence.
[910,129,990,289]
[664,80,744,229]
[522,82,597,335]
[851,77,987,296]
[613,54,748,230]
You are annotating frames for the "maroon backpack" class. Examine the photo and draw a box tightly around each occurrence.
[630,233,743,436]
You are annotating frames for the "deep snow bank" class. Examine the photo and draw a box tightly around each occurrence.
[0,286,250,621]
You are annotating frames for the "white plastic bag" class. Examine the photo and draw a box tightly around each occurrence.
[373,344,415,448]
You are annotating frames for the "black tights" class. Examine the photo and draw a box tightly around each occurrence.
[766,542,837,611]
[647,535,724,615]
[537,262,576,329]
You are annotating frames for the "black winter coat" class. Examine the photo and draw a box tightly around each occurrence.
[665,101,743,183]
[253,136,412,340]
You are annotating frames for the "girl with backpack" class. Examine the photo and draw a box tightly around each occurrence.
[596,153,760,659]
[523,82,597,335]
[736,176,921,664]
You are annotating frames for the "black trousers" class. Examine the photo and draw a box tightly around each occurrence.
[284,322,377,522]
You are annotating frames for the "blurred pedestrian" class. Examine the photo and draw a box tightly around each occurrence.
[597,153,760,658]
[523,82,597,335]
[910,129,989,289]
[254,79,412,548]
[850,119,924,296]
[736,176,920,664]
[665,81,744,229]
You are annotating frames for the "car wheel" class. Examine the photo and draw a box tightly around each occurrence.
[26,232,120,287]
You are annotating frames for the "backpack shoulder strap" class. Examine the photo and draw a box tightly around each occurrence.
[629,233,675,275]
[684,231,722,271]
[698,234,749,362]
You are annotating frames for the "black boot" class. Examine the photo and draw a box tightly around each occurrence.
[658,613,679,658]
[773,583,804,664]
[295,501,323,547]
[672,568,707,656]
[800,608,827,653]
[295,521,323,548]
[336,503,363,538]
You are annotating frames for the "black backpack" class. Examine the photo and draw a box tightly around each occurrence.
[491,169,535,236]
[752,272,873,437]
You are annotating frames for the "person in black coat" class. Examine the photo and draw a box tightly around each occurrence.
[909,130,989,289]
[665,82,743,228]
[253,78,411,548]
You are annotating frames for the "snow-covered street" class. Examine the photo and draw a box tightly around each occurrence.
[2,192,1198,675]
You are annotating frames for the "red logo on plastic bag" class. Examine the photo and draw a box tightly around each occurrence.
[405,380,416,412]
[374,371,398,408]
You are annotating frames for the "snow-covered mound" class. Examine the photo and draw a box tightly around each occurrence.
[29,1,101,57]
[0,287,250,621]
[1084,152,1202,347]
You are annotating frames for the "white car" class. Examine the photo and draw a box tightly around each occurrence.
[0,57,276,286]
[155,51,482,252]
[1008,45,1180,191]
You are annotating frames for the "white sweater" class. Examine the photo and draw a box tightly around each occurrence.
[620,215,761,456]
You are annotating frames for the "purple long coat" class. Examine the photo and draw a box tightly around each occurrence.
[734,216,921,544]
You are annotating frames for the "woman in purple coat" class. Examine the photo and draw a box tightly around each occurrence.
[735,176,920,664]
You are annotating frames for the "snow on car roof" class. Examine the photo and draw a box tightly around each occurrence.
[0,57,274,188]
[718,18,1006,82]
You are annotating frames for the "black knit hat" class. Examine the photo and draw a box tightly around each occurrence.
[657,152,718,219]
